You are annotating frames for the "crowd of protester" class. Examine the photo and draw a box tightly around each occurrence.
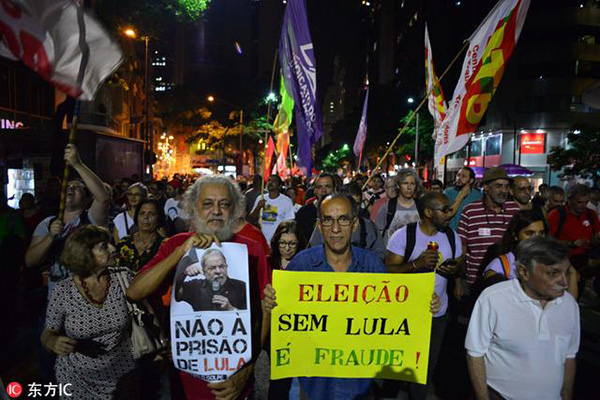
[0,143,599,399]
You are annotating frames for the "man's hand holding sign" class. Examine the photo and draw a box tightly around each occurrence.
[262,193,439,399]
[264,274,438,383]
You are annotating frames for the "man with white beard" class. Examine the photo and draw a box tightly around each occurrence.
[128,175,270,400]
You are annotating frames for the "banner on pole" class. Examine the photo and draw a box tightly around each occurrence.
[279,0,323,178]
[353,87,370,167]
[434,0,530,165]
[0,0,123,100]
[270,270,435,384]
[425,25,447,130]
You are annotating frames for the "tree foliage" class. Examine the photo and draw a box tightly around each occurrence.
[320,144,352,172]
[393,110,435,165]
[548,126,600,180]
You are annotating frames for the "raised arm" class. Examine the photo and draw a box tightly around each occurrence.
[64,144,109,226]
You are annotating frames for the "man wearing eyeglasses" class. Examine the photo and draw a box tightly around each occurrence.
[26,144,110,296]
[128,175,270,400]
[385,192,463,400]
[263,193,441,399]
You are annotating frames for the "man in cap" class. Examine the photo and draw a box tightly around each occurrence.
[457,167,520,291]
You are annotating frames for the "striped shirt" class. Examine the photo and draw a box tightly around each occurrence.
[458,199,520,284]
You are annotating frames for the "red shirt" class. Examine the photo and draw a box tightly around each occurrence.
[237,222,270,255]
[458,200,520,284]
[548,205,600,257]
[139,232,271,400]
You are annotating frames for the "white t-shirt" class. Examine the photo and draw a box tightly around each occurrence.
[387,222,462,317]
[113,211,135,240]
[252,194,295,244]
[465,279,580,400]
[484,251,517,280]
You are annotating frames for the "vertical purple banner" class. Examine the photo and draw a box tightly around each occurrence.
[279,0,323,178]
[353,88,369,159]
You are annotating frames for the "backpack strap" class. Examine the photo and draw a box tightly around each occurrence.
[123,211,130,235]
[498,254,511,278]
[554,206,567,238]
[403,222,418,261]
[385,198,398,231]
[442,227,456,260]
[358,218,367,249]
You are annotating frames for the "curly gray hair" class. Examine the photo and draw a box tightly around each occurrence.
[182,175,246,240]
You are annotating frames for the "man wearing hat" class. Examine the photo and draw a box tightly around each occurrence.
[457,167,520,289]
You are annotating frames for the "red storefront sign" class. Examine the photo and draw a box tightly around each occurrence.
[520,133,545,154]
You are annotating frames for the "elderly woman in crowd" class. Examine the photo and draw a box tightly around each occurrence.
[113,183,148,241]
[116,199,166,273]
[41,225,137,399]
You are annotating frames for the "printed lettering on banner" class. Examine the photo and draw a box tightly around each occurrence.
[271,271,435,384]
[171,243,252,382]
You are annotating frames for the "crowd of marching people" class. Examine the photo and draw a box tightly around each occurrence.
[1,143,599,400]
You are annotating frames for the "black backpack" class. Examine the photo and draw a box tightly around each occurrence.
[384,198,398,231]
[403,222,456,261]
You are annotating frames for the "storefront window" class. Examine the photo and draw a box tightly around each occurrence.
[470,139,483,157]
[485,134,502,156]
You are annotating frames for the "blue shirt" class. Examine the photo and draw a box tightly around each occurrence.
[286,245,386,400]
[443,186,482,231]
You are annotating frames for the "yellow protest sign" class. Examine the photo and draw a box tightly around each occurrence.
[270,270,435,384]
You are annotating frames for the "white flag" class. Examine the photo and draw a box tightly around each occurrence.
[434,0,530,165]
[0,0,123,100]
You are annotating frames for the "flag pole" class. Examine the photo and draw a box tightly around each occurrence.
[288,132,294,175]
[361,40,470,191]
[262,47,279,192]
[58,3,90,220]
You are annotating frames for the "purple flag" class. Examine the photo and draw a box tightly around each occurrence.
[353,88,369,160]
[279,0,323,178]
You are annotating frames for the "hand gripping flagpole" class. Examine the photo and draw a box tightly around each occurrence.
[58,3,90,220]
[361,40,470,191]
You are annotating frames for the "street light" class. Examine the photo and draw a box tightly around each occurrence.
[407,97,419,167]
[124,27,152,178]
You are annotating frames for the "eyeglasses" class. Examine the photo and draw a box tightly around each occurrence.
[126,192,143,197]
[431,207,452,214]
[67,184,85,191]
[319,215,354,227]
[278,241,298,248]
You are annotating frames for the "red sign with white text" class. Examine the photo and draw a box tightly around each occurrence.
[520,133,545,154]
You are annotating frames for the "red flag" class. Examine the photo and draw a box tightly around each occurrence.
[0,0,123,100]
[264,135,276,179]
[275,131,290,178]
